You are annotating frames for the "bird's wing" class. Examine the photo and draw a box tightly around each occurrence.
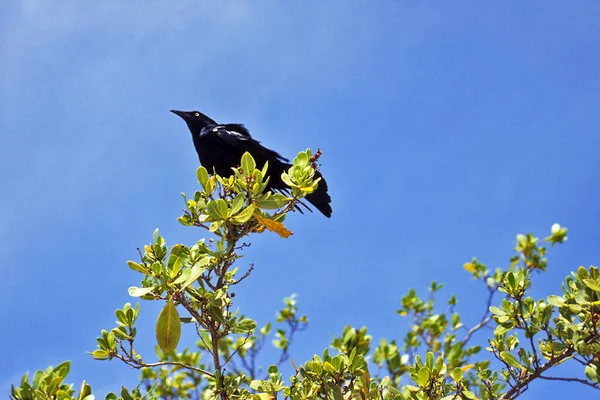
[222,124,251,137]
[204,124,290,163]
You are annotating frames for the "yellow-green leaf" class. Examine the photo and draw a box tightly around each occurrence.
[585,365,599,383]
[583,279,600,292]
[128,286,154,297]
[91,350,109,360]
[230,194,245,216]
[156,302,181,353]
[233,205,256,224]
[547,295,565,306]
[323,361,335,373]
[241,152,256,177]
[207,199,229,220]
[500,351,522,369]
[127,261,148,274]
[182,258,209,289]
[417,367,430,386]
[167,244,187,278]
[451,367,462,382]
[197,166,209,188]
[256,193,290,210]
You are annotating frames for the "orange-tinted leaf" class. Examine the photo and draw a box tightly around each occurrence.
[254,214,292,238]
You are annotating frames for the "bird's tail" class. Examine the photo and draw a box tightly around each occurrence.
[305,171,332,218]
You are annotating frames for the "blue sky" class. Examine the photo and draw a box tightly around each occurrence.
[2,1,600,398]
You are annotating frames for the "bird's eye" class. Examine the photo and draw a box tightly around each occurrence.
[194,112,200,117]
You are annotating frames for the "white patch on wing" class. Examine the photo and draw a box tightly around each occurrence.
[215,127,248,139]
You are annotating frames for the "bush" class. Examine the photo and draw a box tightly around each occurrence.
[11,151,600,400]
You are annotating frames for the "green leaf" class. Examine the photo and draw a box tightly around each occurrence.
[583,279,600,292]
[323,361,336,373]
[209,221,222,232]
[324,381,344,400]
[121,387,134,400]
[280,172,295,188]
[547,295,565,307]
[293,150,310,168]
[112,327,129,340]
[451,367,462,382]
[232,204,256,224]
[235,318,256,332]
[500,351,522,369]
[128,286,154,297]
[127,261,147,274]
[230,194,245,216]
[207,199,229,220]
[173,268,191,285]
[425,351,434,368]
[181,258,209,289]
[256,193,290,210]
[380,376,389,387]
[489,306,506,316]
[156,302,181,354]
[167,244,188,278]
[506,272,516,290]
[197,166,209,188]
[416,367,430,386]
[53,361,70,379]
[451,312,460,328]
[585,364,599,383]
[91,349,109,360]
[116,309,127,325]
[241,152,256,177]
[216,199,229,218]
[261,161,269,177]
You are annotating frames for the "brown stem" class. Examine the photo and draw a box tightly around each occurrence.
[210,328,227,400]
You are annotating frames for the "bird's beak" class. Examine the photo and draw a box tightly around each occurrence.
[170,110,188,120]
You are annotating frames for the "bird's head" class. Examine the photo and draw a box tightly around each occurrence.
[170,110,217,133]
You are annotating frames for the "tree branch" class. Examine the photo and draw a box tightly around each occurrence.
[499,333,600,399]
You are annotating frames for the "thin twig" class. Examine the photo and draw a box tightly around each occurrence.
[538,375,600,390]
[463,315,493,345]
[224,333,252,366]
[463,283,499,345]
[235,264,255,285]
[114,354,214,377]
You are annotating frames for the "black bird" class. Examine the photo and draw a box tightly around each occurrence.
[171,110,332,218]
